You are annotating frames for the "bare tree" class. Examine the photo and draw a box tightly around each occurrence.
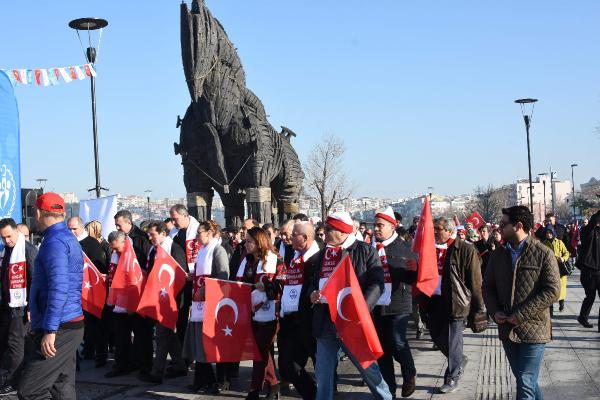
[468,185,511,224]
[304,135,354,221]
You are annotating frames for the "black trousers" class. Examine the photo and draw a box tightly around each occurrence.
[278,314,316,400]
[82,310,108,361]
[0,311,28,385]
[374,312,416,395]
[112,313,133,372]
[579,269,600,323]
[131,314,154,374]
[18,327,84,400]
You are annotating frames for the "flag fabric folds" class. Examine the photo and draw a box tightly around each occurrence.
[412,196,439,297]
[81,253,107,319]
[136,246,187,330]
[202,278,261,362]
[321,255,383,369]
[106,239,145,312]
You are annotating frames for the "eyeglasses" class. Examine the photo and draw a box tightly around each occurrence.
[317,232,325,237]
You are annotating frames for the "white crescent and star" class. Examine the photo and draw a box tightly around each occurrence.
[336,287,352,322]
[10,264,21,275]
[158,264,175,287]
[83,262,101,285]
[325,248,337,261]
[215,298,239,325]
[131,259,143,285]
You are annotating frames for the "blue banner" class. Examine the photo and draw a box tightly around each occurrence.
[0,70,22,223]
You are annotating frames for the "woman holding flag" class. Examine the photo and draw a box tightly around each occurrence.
[236,227,285,400]
[182,220,230,395]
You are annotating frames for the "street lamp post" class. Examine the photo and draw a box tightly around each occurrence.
[549,168,556,215]
[69,17,109,198]
[538,173,547,217]
[571,163,578,222]
[145,190,152,220]
[515,98,538,214]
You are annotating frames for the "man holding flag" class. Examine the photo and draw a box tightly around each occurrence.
[138,221,188,384]
[309,211,392,400]
[428,217,484,394]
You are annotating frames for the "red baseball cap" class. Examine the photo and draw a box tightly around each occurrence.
[36,192,65,213]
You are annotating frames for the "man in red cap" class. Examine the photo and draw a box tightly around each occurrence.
[19,193,85,400]
[371,207,418,398]
[309,211,391,400]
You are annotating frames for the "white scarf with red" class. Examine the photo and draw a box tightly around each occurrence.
[281,241,320,316]
[318,234,356,304]
[179,216,200,274]
[236,251,279,322]
[7,233,27,308]
[433,239,454,296]
[373,232,397,306]
[190,237,219,322]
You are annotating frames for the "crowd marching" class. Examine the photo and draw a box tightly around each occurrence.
[0,191,599,400]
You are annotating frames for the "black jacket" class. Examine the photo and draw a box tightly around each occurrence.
[274,239,295,267]
[577,211,600,272]
[310,239,384,337]
[376,237,417,316]
[80,236,107,274]
[128,225,152,271]
[1,241,38,318]
[229,241,246,280]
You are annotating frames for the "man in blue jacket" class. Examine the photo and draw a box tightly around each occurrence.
[18,193,84,400]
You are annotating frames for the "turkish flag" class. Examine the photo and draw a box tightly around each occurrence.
[81,253,107,318]
[321,255,383,369]
[106,239,145,312]
[465,211,485,230]
[412,196,439,297]
[202,278,261,362]
[136,246,187,330]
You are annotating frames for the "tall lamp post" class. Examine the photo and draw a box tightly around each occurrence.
[145,190,152,220]
[515,98,538,213]
[68,17,108,198]
[537,173,547,217]
[571,163,578,222]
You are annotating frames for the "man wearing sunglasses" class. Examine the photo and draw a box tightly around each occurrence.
[483,206,560,400]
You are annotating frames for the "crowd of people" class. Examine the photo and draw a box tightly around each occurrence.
[0,191,599,400]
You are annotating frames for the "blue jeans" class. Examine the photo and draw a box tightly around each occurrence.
[502,340,545,400]
[316,334,391,400]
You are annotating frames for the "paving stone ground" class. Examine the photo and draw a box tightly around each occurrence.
[5,272,600,399]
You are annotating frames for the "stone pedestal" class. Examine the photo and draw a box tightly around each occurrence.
[245,187,272,224]
[186,190,213,222]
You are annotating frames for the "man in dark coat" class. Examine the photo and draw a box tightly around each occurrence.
[67,216,108,365]
[535,213,570,251]
[140,221,189,383]
[0,218,38,396]
[309,211,391,400]
[371,208,418,398]
[114,210,154,376]
[577,210,600,329]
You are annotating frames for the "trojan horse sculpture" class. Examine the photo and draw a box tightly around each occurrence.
[175,0,304,227]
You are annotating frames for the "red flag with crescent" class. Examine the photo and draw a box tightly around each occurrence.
[106,239,145,312]
[465,211,485,230]
[321,255,383,369]
[202,278,261,362]
[136,246,187,329]
[412,196,439,297]
[81,253,107,318]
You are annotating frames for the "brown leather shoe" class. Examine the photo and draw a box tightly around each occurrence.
[401,376,416,398]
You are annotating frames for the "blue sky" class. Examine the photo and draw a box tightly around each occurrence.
[1,1,599,200]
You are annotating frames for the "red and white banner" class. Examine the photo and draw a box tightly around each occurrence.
[1,64,96,87]
[106,239,145,313]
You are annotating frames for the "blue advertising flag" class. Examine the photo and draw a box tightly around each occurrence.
[0,71,22,222]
